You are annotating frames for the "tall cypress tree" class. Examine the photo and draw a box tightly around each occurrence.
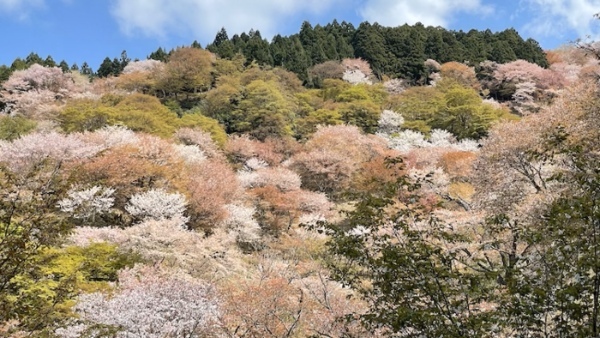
[284,36,310,81]
[148,47,169,62]
[352,22,390,79]
[299,21,326,66]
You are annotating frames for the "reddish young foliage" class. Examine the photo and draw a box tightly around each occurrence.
[249,186,331,236]
[438,150,477,179]
[68,140,185,225]
[184,158,242,231]
[226,135,299,167]
[220,275,304,337]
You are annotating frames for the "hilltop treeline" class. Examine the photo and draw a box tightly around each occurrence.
[203,21,548,82]
[0,20,547,85]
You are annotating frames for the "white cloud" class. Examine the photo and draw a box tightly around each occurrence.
[357,0,493,27]
[110,0,342,41]
[0,0,43,17]
[522,0,600,40]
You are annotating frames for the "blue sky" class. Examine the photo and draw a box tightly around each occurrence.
[1,0,599,70]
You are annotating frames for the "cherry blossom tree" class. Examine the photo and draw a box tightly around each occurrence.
[1,64,88,118]
[125,188,189,223]
[58,265,221,338]
[58,185,115,224]
[0,131,102,173]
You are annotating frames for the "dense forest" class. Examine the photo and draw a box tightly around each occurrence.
[0,19,599,337]
[0,20,548,85]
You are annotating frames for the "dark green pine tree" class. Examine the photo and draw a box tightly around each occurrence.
[424,26,445,62]
[119,50,130,72]
[284,36,310,81]
[323,33,340,60]
[243,30,273,66]
[79,62,93,77]
[352,22,391,79]
[0,65,11,83]
[96,57,115,78]
[325,20,355,58]
[191,40,202,49]
[25,52,43,66]
[148,47,169,62]
[43,56,56,68]
[440,30,466,63]
[231,33,247,54]
[488,40,517,63]
[111,58,122,76]
[270,34,291,67]
[520,38,549,67]
[460,29,489,64]
[10,58,27,71]
[299,21,326,66]
[335,33,354,59]
[384,24,426,81]
[207,28,235,59]
[70,63,79,72]
[58,60,70,73]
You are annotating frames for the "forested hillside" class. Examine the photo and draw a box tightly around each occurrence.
[0,21,547,86]
[0,20,599,337]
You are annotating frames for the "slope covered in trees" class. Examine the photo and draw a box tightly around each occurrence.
[0,19,599,337]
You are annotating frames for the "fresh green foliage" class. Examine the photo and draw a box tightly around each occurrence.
[389,81,511,139]
[4,243,140,331]
[0,115,36,140]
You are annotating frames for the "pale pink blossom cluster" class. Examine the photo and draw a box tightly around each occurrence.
[1,64,90,118]
[174,128,221,159]
[377,109,404,135]
[341,58,374,85]
[122,59,164,74]
[59,265,220,338]
[240,166,302,192]
[0,131,103,172]
[125,188,189,222]
[57,185,115,220]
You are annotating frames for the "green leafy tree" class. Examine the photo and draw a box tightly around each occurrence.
[230,79,295,140]
[59,94,179,137]
[432,83,500,139]
[295,108,342,138]
[177,109,228,147]
[0,115,37,140]
[390,82,508,139]
[157,47,214,99]
[0,160,71,331]
[3,243,139,332]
